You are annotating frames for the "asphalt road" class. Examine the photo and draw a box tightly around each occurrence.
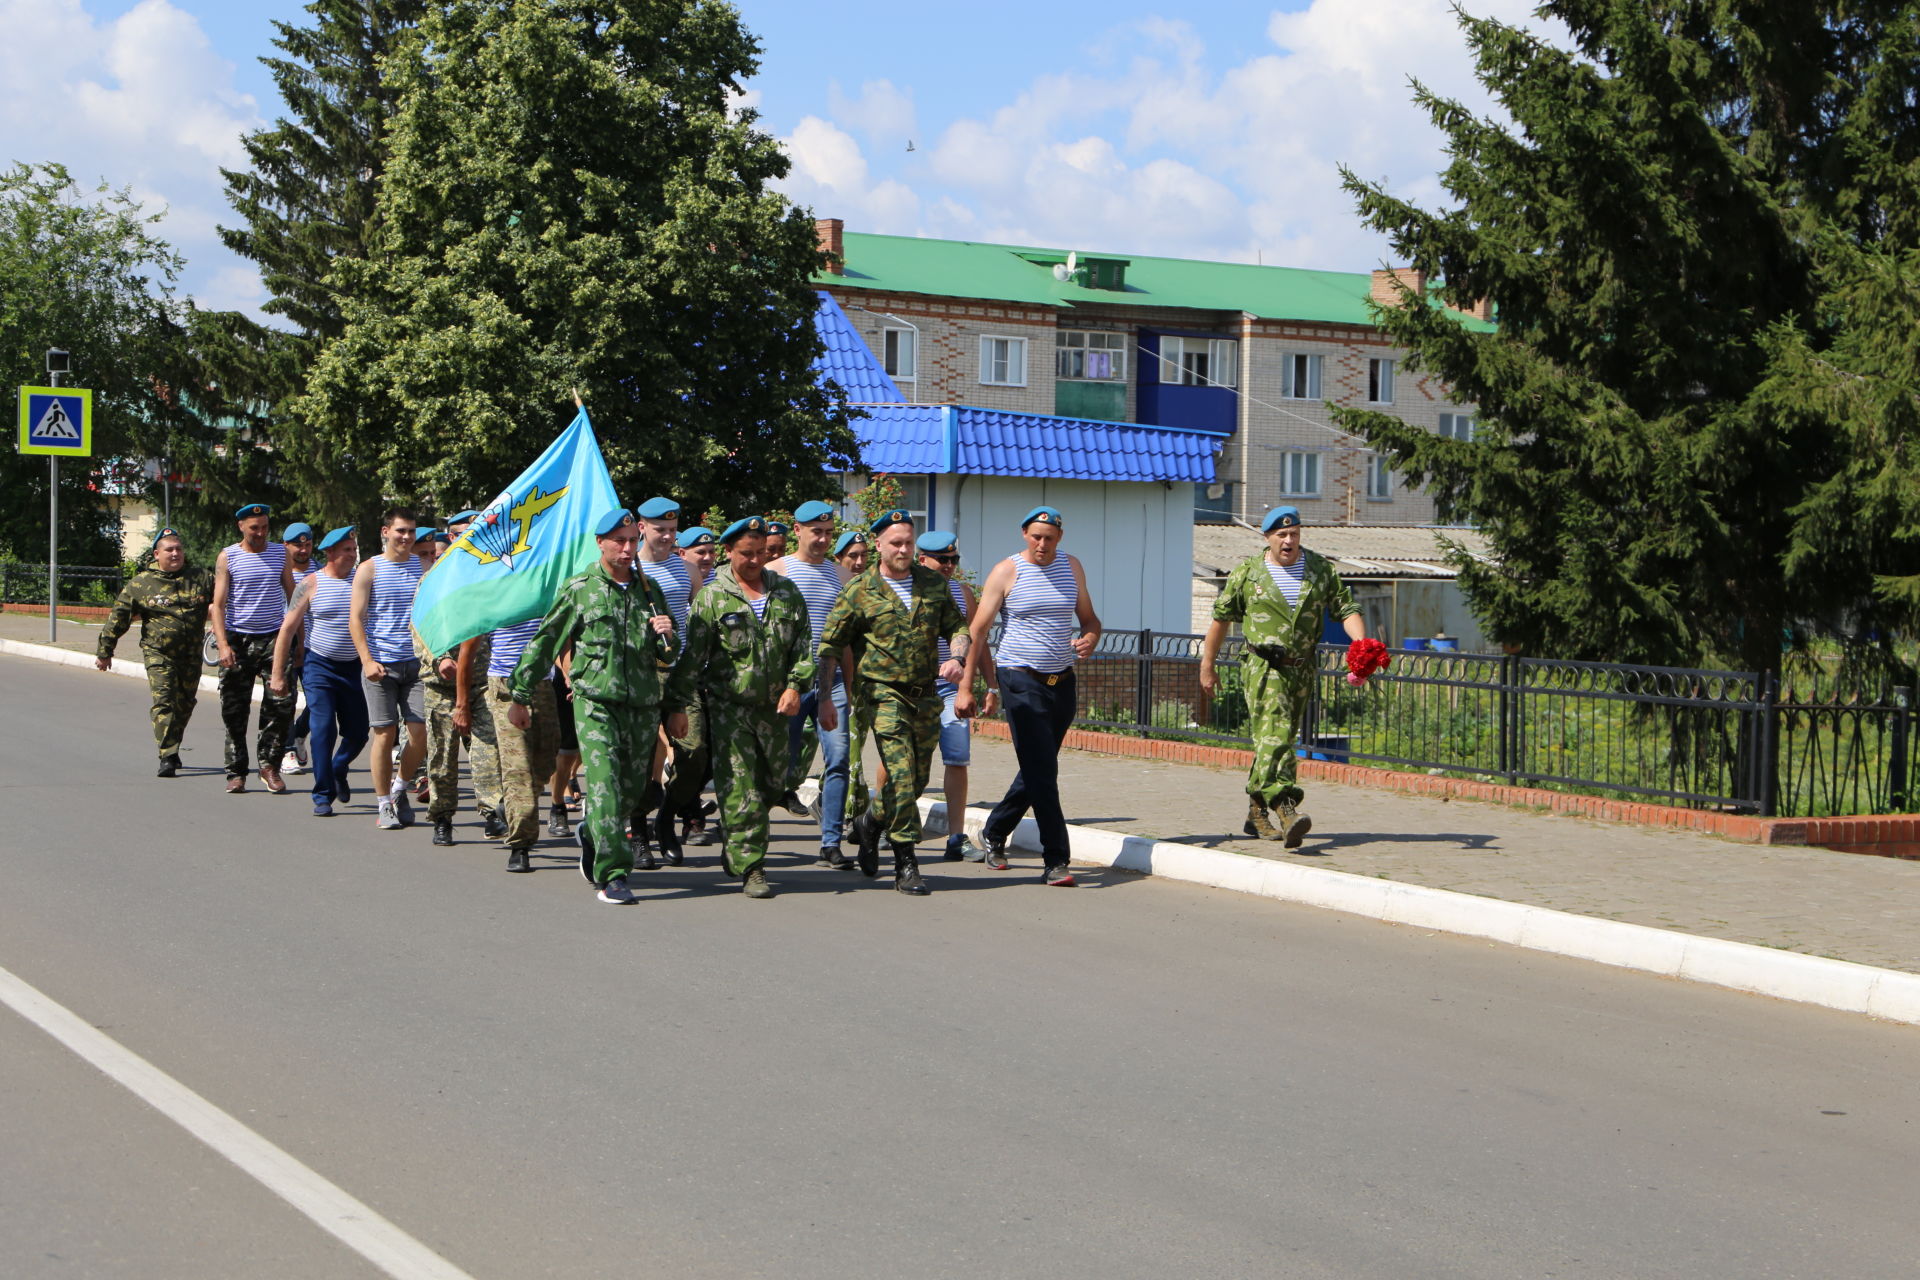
[5,653,1919,1279]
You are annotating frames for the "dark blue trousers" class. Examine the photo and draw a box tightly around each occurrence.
[984,666,1077,865]
[303,653,369,802]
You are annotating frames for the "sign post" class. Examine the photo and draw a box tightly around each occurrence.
[17,356,93,643]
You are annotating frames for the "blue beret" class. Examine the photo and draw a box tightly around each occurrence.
[1261,505,1302,533]
[635,496,679,519]
[281,522,313,543]
[719,516,768,544]
[594,507,636,537]
[429,530,450,544]
[413,527,438,541]
[764,520,789,535]
[869,507,913,536]
[317,525,354,552]
[676,528,716,549]
[832,531,867,557]
[233,503,271,521]
[792,500,835,524]
[150,526,183,549]
[446,509,481,525]
[916,531,957,554]
[1020,505,1063,530]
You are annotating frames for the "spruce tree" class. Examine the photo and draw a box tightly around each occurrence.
[296,0,858,516]
[1339,2,1920,673]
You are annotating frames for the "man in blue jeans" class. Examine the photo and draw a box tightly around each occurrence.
[915,531,998,859]
[772,499,854,868]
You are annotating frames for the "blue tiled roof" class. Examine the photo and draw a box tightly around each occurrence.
[851,403,946,473]
[813,291,904,404]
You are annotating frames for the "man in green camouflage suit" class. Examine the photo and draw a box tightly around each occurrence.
[816,509,971,895]
[507,508,676,904]
[662,516,815,900]
[95,528,215,777]
[1199,506,1366,847]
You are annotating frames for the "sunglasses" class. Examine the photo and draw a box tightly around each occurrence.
[924,553,960,564]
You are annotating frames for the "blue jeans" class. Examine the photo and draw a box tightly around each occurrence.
[788,681,850,846]
[303,652,370,801]
[985,666,1077,865]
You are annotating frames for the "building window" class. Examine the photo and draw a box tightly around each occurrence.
[1438,412,1475,441]
[1056,330,1126,380]
[1280,452,1321,497]
[882,328,916,381]
[1158,336,1238,388]
[846,474,930,528]
[1368,357,1394,404]
[1366,453,1393,498]
[979,335,1027,386]
[1281,353,1322,400]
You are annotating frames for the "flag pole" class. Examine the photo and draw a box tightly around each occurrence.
[572,387,582,409]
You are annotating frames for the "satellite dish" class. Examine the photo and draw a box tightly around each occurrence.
[1066,251,1078,275]
[1206,483,1226,500]
[1051,263,1070,281]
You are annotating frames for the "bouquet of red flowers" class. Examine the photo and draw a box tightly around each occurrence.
[1345,637,1391,687]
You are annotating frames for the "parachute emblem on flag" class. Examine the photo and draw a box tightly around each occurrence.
[455,483,569,571]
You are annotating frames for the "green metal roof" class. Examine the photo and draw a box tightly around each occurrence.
[817,231,1494,329]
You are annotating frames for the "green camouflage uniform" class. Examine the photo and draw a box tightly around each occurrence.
[414,628,498,822]
[1212,550,1359,806]
[817,565,969,845]
[510,563,675,884]
[663,566,816,877]
[98,565,215,759]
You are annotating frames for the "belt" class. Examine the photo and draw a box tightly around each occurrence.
[1005,666,1071,686]
[867,677,934,701]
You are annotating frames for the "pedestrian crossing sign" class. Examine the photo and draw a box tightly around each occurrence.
[17,386,93,457]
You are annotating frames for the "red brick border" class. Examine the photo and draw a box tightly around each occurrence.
[969,719,1920,858]
[2,602,108,620]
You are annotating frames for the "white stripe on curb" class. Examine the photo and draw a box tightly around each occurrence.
[1,636,249,699]
[0,963,478,1280]
[909,796,1920,1027]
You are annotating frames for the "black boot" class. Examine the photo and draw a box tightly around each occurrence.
[854,812,881,878]
[893,842,929,895]
[653,807,683,866]
[547,803,571,839]
[156,754,179,778]
[505,845,531,873]
[817,844,850,869]
[432,817,454,846]
[481,807,506,840]
[630,828,658,871]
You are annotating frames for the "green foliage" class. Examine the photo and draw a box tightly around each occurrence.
[295,0,859,519]
[1337,3,1920,675]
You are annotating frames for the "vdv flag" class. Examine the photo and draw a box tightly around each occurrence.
[412,407,619,655]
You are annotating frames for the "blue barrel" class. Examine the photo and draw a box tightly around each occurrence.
[1401,637,1429,651]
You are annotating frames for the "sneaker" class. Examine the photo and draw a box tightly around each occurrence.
[548,804,572,839]
[1044,862,1076,887]
[259,765,288,794]
[481,808,506,840]
[505,846,532,873]
[333,774,352,804]
[375,799,402,830]
[292,738,310,770]
[281,750,304,776]
[391,785,415,826]
[956,836,985,863]
[312,796,333,817]
[598,875,636,904]
[578,824,597,882]
[413,772,430,804]
[225,774,246,794]
[742,866,775,899]
[983,840,1010,870]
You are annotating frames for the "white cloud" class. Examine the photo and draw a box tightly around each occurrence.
[0,0,265,314]
[780,0,1557,271]
[826,78,916,150]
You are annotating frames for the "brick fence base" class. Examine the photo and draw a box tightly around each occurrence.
[967,719,1920,860]
[2,602,109,620]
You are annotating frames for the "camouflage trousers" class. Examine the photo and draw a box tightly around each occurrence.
[709,698,787,877]
[143,645,202,758]
[784,713,818,795]
[487,676,556,848]
[843,686,875,824]
[865,679,941,846]
[219,631,297,776]
[662,695,711,819]
[1243,652,1313,807]
[576,696,659,884]
[423,683,499,821]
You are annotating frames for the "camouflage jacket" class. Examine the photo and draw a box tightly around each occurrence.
[98,566,214,660]
[817,563,968,691]
[1213,550,1358,659]
[413,626,489,693]
[663,565,815,713]
[508,562,676,709]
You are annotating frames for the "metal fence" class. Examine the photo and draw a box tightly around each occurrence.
[1051,630,1916,819]
[0,563,125,609]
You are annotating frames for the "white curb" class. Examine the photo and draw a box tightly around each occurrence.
[908,797,1920,1028]
[0,638,254,700]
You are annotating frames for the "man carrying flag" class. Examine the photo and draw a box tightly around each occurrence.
[506,509,677,904]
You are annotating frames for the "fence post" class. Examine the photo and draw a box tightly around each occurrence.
[1134,629,1153,730]
[1755,670,1779,817]
[1891,686,1912,813]
[1497,654,1514,784]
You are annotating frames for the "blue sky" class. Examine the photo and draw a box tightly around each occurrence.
[5,0,1538,317]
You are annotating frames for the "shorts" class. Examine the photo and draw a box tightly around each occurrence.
[363,657,426,728]
[551,667,579,753]
[938,682,970,767]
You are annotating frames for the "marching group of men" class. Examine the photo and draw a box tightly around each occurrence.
[96,493,1366,904]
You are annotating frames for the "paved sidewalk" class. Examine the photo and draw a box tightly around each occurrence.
[943,736,1920,975]
[0,610,112,657]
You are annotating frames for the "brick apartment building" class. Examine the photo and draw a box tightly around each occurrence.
[811,219,1489,529]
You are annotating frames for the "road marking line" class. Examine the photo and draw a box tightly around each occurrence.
[0,963,477,1280]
